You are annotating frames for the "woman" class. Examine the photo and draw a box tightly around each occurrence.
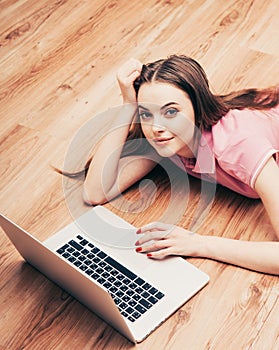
[67,55,279,274]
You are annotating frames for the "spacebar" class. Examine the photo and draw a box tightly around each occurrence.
[105,256,137,280]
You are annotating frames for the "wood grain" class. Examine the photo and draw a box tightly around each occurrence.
[0,0,278,349]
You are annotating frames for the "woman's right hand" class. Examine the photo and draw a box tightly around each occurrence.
[117,58,142,104]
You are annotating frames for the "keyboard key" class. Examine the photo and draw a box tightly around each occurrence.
[91,247,100,254]
[123,295,130,302]
[135,277,145,286]
[104,265,113,272]
[114,281,122,288]
[81,248,89,255]
[121,311,128,318]
[132,311,141,320]
[105,256,137,280]
[102,272,110,279]
[119,302,128,310]
[128,300,137,307]
[116,290,124,298]
[126,307,134,314]
[103,282,112,289]
[135,287,143,294]
[80,239,89,246]
[97,277,106,285]
[85,269,93,276]
[155,291,164,299]
[97,251,107,259]
[149,287,158,295]
[141,291,150,299]
[142,283,152,291]
[99,261,107,268]
[129,282,137,289]
[113,297,121,305]
[139,299,152,309]
[135,304,147,314]
[148,296,158,304]
[78,256,86,262]
[126,289,135,296]
[90,263,98,270]
[110,286,118,294]
[68,256,76,263]
[122,278,131,285]
[120,285,128,292]
[132,294,141,301]
[108,276,116,283]
[69,240,83,251]
[79,265,87,271]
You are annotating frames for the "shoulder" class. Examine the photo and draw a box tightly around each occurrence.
[211,108,279,187]
[212,108,278,156]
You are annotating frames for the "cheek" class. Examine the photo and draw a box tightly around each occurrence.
[172,119,195,142]
[140,122,150,137]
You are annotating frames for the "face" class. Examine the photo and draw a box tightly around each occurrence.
[137,82,196,158]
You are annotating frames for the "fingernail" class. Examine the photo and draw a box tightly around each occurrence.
[147,253,152,257]
[136,228,141,234]
[135,240,139,246]
[136,247,142,252]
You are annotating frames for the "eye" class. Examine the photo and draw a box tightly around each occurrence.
[139,111,153,120]
[165,108,178,117]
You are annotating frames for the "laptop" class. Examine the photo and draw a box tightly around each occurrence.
[0,205,209,343]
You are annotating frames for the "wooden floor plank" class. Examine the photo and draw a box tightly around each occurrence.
[0,0,278,349]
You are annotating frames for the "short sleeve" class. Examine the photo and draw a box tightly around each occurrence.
[212,109,279,189]
[216,136,277,188]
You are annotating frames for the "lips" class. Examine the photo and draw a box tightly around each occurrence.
[153,137,174,143]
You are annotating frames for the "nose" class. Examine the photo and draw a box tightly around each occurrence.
[151,115,165,133]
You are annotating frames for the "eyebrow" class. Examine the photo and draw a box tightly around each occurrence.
[138,102,179,111]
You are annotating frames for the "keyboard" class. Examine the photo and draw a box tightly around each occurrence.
[56,235,165,322]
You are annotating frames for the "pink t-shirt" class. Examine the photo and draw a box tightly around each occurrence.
[171,106,279,198]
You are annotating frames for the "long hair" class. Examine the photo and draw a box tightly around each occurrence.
[55,55,279,177]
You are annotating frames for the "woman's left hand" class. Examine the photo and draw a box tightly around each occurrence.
[135,222,202,259]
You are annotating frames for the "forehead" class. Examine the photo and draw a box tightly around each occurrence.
[137,82,190,106]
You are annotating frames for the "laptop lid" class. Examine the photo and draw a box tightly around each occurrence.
[0,213,136,342]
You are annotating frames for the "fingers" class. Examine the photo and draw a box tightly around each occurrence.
[146,247,173,260]
[136,221,173,234]
[135,230,170,246]
[117,58,143,104]
[117,58,142,85]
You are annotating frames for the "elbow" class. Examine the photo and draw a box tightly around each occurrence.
[82,185,109,206]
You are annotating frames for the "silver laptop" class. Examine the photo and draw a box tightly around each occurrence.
[0,205,209,343]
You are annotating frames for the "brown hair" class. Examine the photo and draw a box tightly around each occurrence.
[56,54,279,177]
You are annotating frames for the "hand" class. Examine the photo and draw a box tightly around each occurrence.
[117,58,142,104]
[135,222,202,259]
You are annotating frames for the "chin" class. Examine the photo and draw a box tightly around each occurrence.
[154,147,177,158]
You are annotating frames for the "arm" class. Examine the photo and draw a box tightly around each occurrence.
[83,59,159,204]
[254,156,279,239]
[135,156,279,275]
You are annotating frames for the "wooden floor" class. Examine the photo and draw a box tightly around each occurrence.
[1,0,279,349]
